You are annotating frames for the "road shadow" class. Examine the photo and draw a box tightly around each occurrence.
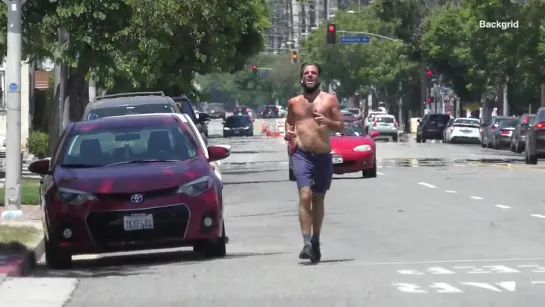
[223,179,289,185]
[299,258,355,266]
[34,250,288,279]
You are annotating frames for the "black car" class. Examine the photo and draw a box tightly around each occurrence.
[525,107,545,164]
[261,105,280,118]
[416,113,451,143]
[223,115,254,137]
[172,96,209,138]
[208,104,227,120]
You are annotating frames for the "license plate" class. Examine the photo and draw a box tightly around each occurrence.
[123,213,154,231]
[332,155,343,164]
[461,130,470,133]
[234,130,240,134]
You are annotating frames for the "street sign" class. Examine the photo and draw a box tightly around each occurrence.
[340,36,370,43]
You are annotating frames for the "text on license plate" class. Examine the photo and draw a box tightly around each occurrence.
[332,155,343,164]
[123,213,154,231]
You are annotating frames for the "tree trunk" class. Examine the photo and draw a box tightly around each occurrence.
[67,69,89,122]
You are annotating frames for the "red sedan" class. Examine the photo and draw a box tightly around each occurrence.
[288,121,378,179]
[28,113,231,269]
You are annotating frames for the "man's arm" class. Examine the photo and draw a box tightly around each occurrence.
[327,96,343,133]
[285,98,296,133]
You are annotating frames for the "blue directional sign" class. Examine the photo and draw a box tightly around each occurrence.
[340,36,370,43]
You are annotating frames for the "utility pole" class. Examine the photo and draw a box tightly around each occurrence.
[56,28,68,134]
[502,80,508,116]
[1,0,26,219]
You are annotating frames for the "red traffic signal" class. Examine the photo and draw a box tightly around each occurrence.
[252,65,257,71]
[426,70,432,77]
[328,25,335,32]
[427,97,431,103]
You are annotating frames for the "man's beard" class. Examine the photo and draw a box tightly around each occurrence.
[302,81,320,94]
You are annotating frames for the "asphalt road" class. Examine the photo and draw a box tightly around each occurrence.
[3,120,545,306]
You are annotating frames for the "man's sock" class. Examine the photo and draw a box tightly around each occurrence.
[303,233,312,246]
[311,232,320,244]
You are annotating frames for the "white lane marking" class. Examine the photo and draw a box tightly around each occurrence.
[470,196,483,200]
[348,257,545,266]
[531,214,545,219]
[445,190,457,193]
[496,281,516,291]
[377,172,385,175]
[496,205,511,209]
[460,282,502,292]
[418,182,436,189]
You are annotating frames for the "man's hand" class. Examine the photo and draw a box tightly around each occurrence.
[284,129,297,141]
[314,112,330,126]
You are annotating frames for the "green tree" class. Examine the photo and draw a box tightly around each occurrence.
[0,0,269,152]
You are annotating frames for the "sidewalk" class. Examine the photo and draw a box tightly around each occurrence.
[0,205,44,277]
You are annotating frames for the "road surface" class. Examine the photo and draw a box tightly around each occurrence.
[2,119,545,306]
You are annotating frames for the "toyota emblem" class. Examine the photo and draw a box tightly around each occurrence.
[130,194,144,203]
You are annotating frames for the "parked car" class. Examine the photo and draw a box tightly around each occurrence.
[208,104,227,120]
[481,116,511,148]
[416,113,450,143]
[525,107,545,164]
[443,118,481,144]
[172,96,209,138]
[442,118,455,142]
[510,113,535,153]
[489,117,518,149]
[287,120,378,181]
[223,115,254,137]
[27,113,231,269]
[83,92,210,139]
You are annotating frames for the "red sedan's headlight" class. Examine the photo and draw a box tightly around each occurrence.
[353,145,372,152]
[58,187,96,206]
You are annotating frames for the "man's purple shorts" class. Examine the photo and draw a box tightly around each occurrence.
[291,146,333,193]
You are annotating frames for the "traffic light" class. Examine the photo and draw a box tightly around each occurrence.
[327,24,336,44]
[291,51,298,64]
[427,96,434,103]
[252,65,257,75]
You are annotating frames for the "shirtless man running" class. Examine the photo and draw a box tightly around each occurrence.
[285,63,343,263]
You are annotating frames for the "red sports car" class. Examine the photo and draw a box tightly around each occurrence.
[288,121,378,179]
[28,113,231,269]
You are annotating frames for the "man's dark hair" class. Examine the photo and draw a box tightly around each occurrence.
[300,62,321,79]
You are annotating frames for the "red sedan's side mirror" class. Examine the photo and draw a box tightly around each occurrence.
[370,131,380,138]
[28,158,51,175]
[208,145,231,162]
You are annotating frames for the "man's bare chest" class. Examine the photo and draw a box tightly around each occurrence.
[293,99,329,118]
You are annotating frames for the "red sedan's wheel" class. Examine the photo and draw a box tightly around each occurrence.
[362,158,377,178]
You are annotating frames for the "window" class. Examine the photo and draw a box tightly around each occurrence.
[376,116,395,123]
[87,104,175,120]
[454,119,479,127]
[61,123,198,167]
[498,119,518,127]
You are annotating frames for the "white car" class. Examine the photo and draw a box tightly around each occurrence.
[444,118,481,144]
[276,105,287,117]
[179,113,224,181]
[364,110,387,132]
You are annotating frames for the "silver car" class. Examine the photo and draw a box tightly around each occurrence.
[369,115,399,142]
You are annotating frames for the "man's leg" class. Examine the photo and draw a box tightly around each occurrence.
[291,148,314,259]
[308,154,333,262]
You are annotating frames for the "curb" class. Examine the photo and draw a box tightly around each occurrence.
[0,234,45,277]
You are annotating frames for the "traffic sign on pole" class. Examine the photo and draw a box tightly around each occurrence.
[340,36,370,43]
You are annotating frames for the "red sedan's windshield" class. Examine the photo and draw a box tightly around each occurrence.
[60,123,198,167]
[329,121,365,136]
